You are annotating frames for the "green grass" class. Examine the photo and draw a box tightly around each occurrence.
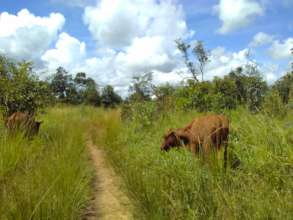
[0,106,97,220]
[1,106,292,219]
[94,108,293,220]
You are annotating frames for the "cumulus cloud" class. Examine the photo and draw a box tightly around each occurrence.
[215,0,264,34]
[0,9,65,61]
[69,0,192,95]
[205,47,250,79]
[83,0,191,49]
[268,38,293,59]
[41,32,86,70]
[249,32,274,47]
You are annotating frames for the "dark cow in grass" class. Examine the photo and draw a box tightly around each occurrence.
[161,115,229,168]
[5,112,42,138]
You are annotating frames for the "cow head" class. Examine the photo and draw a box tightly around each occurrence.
[161,130,182,151]
[27,120,42,137]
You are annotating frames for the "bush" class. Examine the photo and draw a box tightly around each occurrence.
[263,90,287,118]
[0,55,52,117]
[121,101,157,129]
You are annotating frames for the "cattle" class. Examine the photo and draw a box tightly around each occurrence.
[161,115,229,168]
[5,112,42,138]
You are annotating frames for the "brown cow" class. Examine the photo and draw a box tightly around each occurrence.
[161,115,229,168]
[5,112,42,138]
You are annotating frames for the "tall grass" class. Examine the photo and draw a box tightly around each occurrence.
[94,108,293,220]
[0,106,96,220]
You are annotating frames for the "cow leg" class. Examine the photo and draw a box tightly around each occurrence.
[190,143,198,156]
[203,138,212,163]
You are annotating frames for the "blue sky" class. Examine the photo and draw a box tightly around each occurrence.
[0,0,292,95]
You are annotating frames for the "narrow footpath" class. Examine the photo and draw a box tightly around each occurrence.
[85,139,133,220]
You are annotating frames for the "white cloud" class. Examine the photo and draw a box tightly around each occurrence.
[41,32,86,70]
[0,9,65,61]
[115,36,177,73]
[83,0,191,48]
[249,32,274,47]
[215,0,264,34]
[205,47,250,79]
[268,38,293,59]
[73,0,192,95]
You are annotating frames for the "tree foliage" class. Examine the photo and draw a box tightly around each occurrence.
[176,39,210,82]
[0,55,52,117]
[50,67,101,105]
[128,72,153,102]
[101,85,122,108]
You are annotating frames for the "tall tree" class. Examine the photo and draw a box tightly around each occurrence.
[50,67,71,100]
[50,67,81,104]
[129,72,153,102]
[101,85,122,108]
[176,39,210,82]
[83,77,101,106]
[193,41,209,81]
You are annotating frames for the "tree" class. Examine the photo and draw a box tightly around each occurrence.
[273,72,293,104]
[101,85,122,108]
[74,72,87,86]
[0,55,52,117]
[193,41,209,81]
[50,67,81,104]
[128,72,153,102]
[213,76,238,109]
[228,67,247,104]
[74,73,101,105]
[50,67,71,101]
[263,89,287,118]
[176,39,210,82]
[83,78,101,106]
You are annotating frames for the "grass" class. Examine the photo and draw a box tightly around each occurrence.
[1,106,292,219]
[0,106,97,220]
[92,107,293,220]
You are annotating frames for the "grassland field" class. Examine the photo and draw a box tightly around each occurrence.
[0,106,292,220]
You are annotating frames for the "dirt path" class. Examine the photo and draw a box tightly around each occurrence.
[85,140,133,220]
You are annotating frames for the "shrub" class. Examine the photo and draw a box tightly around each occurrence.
[0,55,52,117]
[263,90,287,118]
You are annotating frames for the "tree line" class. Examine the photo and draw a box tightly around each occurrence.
[0,39,292,119]
[0,55,122,117]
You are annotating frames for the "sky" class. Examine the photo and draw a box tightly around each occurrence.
[0,0,292,95]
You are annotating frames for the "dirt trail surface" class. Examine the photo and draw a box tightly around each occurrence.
[85,140,134,220]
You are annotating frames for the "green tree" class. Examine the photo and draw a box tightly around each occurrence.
[176,39,210,82]
[213,76,238,109]
[228,67,248,104]
[273,72,293,104]
[0,55,52,117]
[101,85,122,108]
[50,67,80,104]
[263,89,287,118]
[83,78,101,106]
[153,83,176,112]
[128,72,153,102]
[74,73,101,105]
[74,72,87,86]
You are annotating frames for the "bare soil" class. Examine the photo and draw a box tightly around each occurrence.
[85,139,133,220]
